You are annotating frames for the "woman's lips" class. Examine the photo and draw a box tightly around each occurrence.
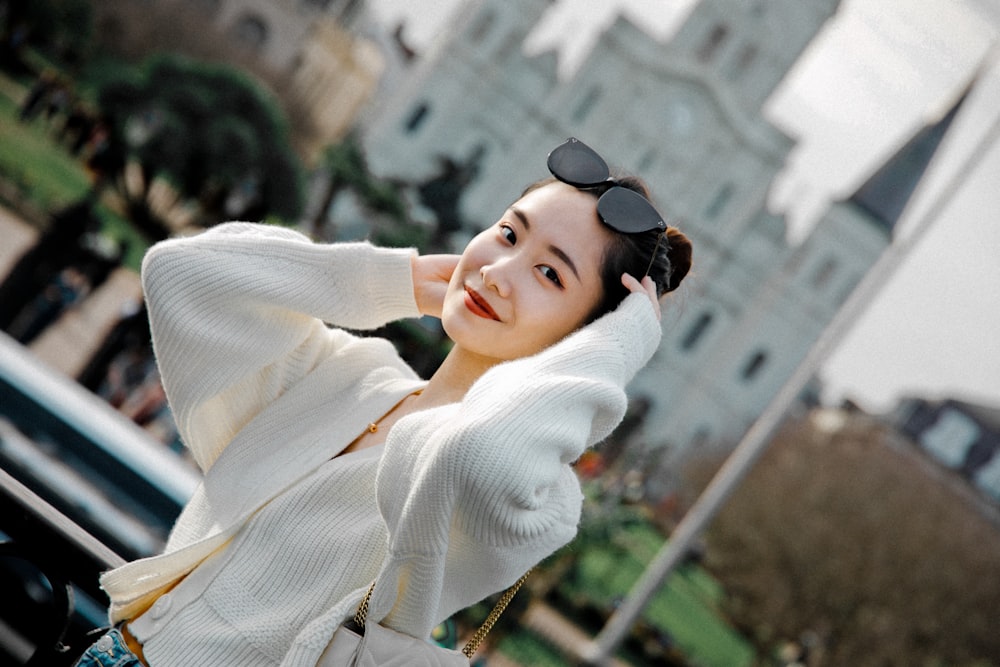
[464,286,500,321]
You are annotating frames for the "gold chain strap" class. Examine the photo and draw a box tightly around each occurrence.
[461,569,531,657]
[352,569,532,659]
[353,580,375,628]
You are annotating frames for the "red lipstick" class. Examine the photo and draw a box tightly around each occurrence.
[464,286,500,321]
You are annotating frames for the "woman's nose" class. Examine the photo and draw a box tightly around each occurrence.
[481,261,511,297]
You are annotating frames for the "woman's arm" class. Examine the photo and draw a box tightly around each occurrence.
[141,222,420,471]
[370,292,661,633]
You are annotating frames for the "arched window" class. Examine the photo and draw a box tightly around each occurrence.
[404,102,430,134]
[740,349,768,382]
[467,10,496,43]
[233,15,268,51]
[727,43,758,79]
[680,311,714,351]
[810,257,838,290]
[697,24,728,62]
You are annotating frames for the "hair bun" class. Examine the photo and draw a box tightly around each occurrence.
[663,227,692,293]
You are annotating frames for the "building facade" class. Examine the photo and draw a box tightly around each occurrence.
[194,0,367,71]
[355,0,962,480]
[892,397,1000,501]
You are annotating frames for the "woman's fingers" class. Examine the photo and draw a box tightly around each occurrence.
[412,254,460,318]
[622,273,661,321]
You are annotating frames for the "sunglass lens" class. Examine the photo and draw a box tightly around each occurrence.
[597,188,666,234]
[547,138,609,187]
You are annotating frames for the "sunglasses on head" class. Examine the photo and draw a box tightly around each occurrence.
[547,137,667,277]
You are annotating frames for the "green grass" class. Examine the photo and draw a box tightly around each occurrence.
[0,91,94,209]
[497,631,570,666]
[0,74,151,271]
[646,569,754,667]
[562,524,754,667]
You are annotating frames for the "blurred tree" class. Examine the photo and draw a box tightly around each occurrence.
[310,133,410,241]
[417,150,482,249]
[696,413,1000,666]
[87,0,317,158]
[310,133,367,236]
[95,54,303,237]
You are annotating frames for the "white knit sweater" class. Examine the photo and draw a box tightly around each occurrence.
[98,222,661,666]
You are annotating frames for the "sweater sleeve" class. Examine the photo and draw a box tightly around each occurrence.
[140,222,420,471]
[369,292,661,635]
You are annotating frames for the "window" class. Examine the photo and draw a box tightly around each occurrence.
[704,182,734,220]
[191,0,221,13]
[233,15,268,51]
[697,24,728,62]
[740,349,768,382]
[572,85,602,123]
[467,10,495,43]
[690,426,712,447]
[810,257,838,290]
[404,102,430,134]
[338,0,363,24]
[921,409,979,468]
[638,148,656,172]
[727,44,758,79]
[680,312,713,351]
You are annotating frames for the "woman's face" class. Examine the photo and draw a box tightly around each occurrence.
[441,181,614,362]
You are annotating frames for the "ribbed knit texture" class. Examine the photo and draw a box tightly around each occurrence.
[134,446,387,666]
[97,222,661,666]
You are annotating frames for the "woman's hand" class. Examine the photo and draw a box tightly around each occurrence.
[412,254,460,318]
[622,273,661,321]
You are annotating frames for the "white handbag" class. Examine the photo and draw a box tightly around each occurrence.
[318,571,530,666]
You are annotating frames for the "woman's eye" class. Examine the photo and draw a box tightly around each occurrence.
[539,265,563,287]
[500,224,516,244]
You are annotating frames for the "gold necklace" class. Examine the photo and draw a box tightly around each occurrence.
[366,390,423,434]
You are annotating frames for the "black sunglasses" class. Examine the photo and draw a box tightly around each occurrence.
[547,137,667,277]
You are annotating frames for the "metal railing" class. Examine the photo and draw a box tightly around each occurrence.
[1,467,123,665]
[0,332,199,665]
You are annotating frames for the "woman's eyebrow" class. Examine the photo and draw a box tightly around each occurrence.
[510,206,532,230]
[509,206,581,283]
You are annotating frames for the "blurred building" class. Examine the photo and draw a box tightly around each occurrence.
[98,0,385,156]
[890,396,1000,502]
[197,0,385,153]
[354,0,966,478]
[288,16,384,155]
[193,0,368,71]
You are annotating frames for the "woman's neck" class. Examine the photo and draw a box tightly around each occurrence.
[420,345,499,406]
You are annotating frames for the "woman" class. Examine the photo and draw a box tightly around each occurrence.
[76,138,692,666]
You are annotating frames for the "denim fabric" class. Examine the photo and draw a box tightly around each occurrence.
[73,627,143,667]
